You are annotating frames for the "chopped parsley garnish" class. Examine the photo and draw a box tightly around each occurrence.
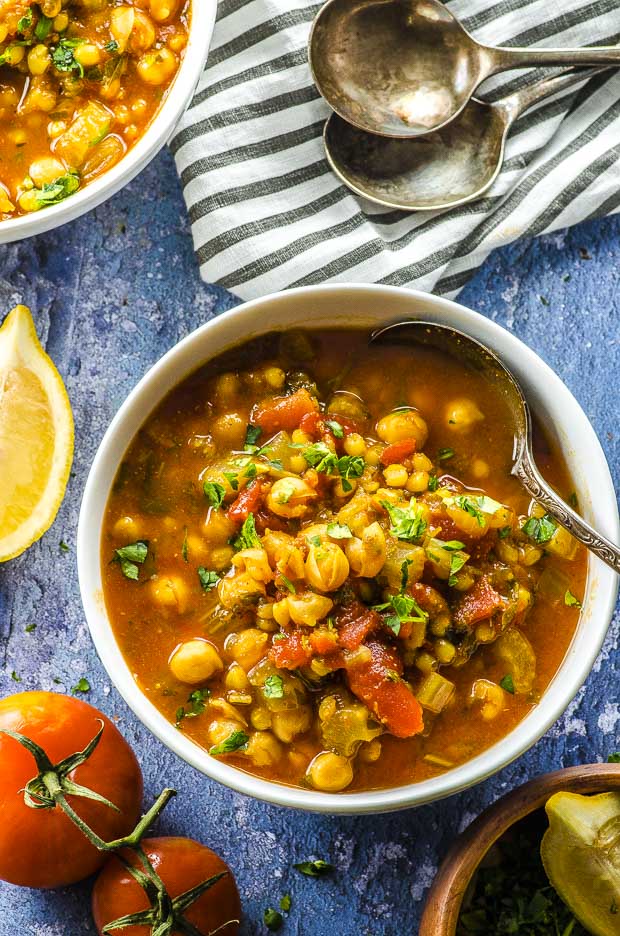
[448,550,469,586]
[114,540,148,580]
[181,527,188,562]
[279,894,292,912]
[568,491,579,510]
[33,171,80,207]
[105,38,120,53]
[25,623,37,633]
[608,753,620,763]
[263,674,284,699]
[374,591,428,636]
[522,514,558,545]
[52,38,86,76]
[244,423,262,450]
[279,575,296,594]
[326,522,352,539]
[263,908,283,931]
[293,859,334,877]
[500,674,515,694]
[498,526,512,539]
[198,568,220,591]
[381,498,427,543]
[428,473,439,492]
[325,419,344,438]
[273,477,298,504]
[223,470,239,491]
[59,539,69,553]
[203,480,226,509]
[307,534,322,547]
[72,677,90,694]
[232,513,261,550]
[438,447,455,461]
[300,441,364,491]
[564,590,582,609]
[17,9,33,33]
[11,671,21,683]
[176,688,210,727]
[400,558,412,592]
[209,729,249,756]
[448,494,503,527]
[35,14,53,39]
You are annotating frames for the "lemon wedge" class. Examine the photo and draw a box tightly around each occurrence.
[0,305,74,561]
[541,791,620,936]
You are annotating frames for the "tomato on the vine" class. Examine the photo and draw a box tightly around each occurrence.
[0,691,143,888]
[92,837,241,935]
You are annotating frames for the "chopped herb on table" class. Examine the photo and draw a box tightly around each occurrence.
[457,818,587,936]
[71,677,90,694]
[293,859,334,877]
[263,907,284,931]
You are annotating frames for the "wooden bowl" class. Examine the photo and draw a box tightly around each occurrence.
[419,763,620,936]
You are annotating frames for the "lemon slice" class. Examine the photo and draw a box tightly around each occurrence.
[541,791,620,936]
[0,305,74,561]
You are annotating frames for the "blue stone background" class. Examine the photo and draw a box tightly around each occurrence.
[0,148,618,936]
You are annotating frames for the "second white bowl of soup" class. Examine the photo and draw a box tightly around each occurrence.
[78,284,619,813]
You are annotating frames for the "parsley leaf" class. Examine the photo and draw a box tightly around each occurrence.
[498,526,512,539]
[381,498,427,543]
[522,514,557,544]
[373,591,428,636]
[11,671,21,682]
[564,589,582,609]
[263,674,284,699]
[203,481,226,509]
[105,38,119,53]
[293,859,334,877]
[198,568,220,591]
[25,623,37,633]
[447,494,503,527]
[176,688,210,727]
[300,442,364,489]
[182,527,188,562]
[33,171,80,207]
[35,14,53,39]
[448,550,468,586]
[500,674,515,694]
[325,419,344,438]
[223,470,239,491]
[72,677,90,694]
[438,447,455,461]
[427,473,439,492]
[17,9,33,33]
[244,424,262,450]
[263,908,283,931]
[232,513,261,550]
[326,522,352,539]
[114,540,148,580]
[209,729,249,756]
[279,574,296,594]
[52,38,86,76]
[608,753,620,763]
[279,894,292,912]
[307,534,322,547]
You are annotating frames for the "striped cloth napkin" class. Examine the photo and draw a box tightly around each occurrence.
[170,0,620,301]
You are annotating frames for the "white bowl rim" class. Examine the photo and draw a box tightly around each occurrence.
[77,283,619,815]
[0,0,215,244]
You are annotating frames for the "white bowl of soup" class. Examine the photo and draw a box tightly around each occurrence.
[77,284,619,814]
[0,0,215,242]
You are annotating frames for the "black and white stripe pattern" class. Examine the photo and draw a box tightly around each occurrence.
[170,0,620,300]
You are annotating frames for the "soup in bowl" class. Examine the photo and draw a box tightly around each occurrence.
[78,285,619,812]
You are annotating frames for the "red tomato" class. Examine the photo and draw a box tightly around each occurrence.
[251,388,318,433]
[345,641,424,738]
[380,438,417,465]
[0,691,143,888]
[92,837,241,936]
[227,479,264,525]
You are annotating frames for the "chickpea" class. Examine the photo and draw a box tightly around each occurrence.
[415,650,438,674]
[307,752,353,792]
[445,397,484,432]
[283,592,333,627]
[245,731,282,767]
[40,0,61,15]
[471,679,505,720]
[267,477,317,519]
[0,186,14,214]
[137,47,177,86]
[412,453,432,471]
[47,119,67,139]
[225,662,251,692]
[74,43,102,68]
[150,575,189,613]
[271,706,312,743]
[28,156,65,188]
[305,542,349,592]
[435,638,456,664]
[110,5,135,51]
[218,571,265,610]
[383,464,409,488]
[344,433,366,457]
[263,366,285,389]
[27,44,51,76]
[471,458,490,479]
[53,12,69,31]
[358,739,382,764]
[149,0,180,22]
[211,412,246,448]
[207,718,244,748]
[262,530,305,580]
[20,76,56,114]
[345,522,386,578]
[131,97,148,117]
[225,628,269,671]
[203,509,235,545]
[232,548,273,584]
[3,45,25,66]
[129,10,156,52]
[112,515,142,540]
[250,707,272,730]
[406,470,429,493]
[333,477,357,499]
[17,191,40,213]
[169,639,223,685]
[376,409,428,448]
[365,445,383,467]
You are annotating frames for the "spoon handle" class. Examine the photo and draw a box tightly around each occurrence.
[514,450,620,573]
[488,45,620,73]
[505,67,609,120]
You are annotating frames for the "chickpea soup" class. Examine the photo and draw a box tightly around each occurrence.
[102,330,586,793]
[0,0,189,218]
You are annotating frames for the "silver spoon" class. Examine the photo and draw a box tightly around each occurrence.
[309,0,620,138]
[370,320,620,573]
[324,68,605,211]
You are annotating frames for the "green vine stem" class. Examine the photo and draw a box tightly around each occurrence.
[1,725,176,852]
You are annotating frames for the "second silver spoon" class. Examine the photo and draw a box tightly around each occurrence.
[324,68,605,211]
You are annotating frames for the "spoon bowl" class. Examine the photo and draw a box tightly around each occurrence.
[370,320,620,572]
[309,0,620,138]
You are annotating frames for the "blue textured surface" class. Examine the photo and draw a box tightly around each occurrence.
[0,148,618,936]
